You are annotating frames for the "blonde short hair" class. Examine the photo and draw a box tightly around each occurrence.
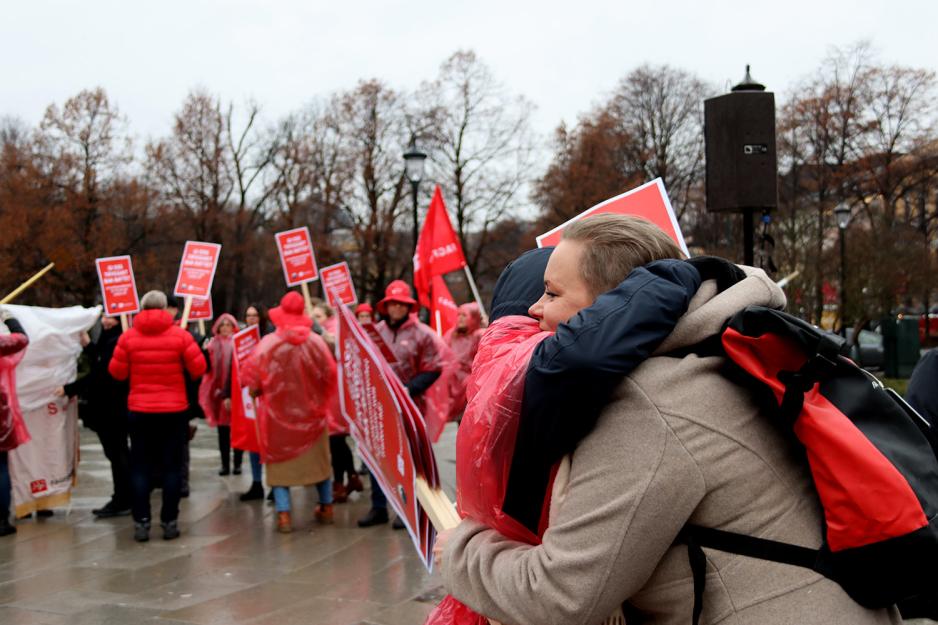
[562,214,684,297]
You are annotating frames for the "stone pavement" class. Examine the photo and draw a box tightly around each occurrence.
[0,421,459,625]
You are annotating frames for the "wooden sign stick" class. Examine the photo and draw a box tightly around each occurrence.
[300,281,313,315]
[180,296,193,327]
[198,319,206,336]
[119,314,129,332]
[0,262,55,304]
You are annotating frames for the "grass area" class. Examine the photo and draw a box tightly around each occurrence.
[881,377,909,396]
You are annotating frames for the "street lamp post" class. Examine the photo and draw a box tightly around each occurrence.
[834,204,852,337]
[403,138,427,257]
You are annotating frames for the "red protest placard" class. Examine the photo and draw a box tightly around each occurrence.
[336,304,428,567]
[188,297,213,321]
[275,227,319,287]
[233,324,261,365]
[536,178,689,256]
[359,322,398,364]
[320,261,357,307]
[95,256,140,316]
[173,241,222,299]
[230,324,262,453]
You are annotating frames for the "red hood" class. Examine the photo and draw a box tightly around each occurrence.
[276,325,312,345]
[133,309,176,335]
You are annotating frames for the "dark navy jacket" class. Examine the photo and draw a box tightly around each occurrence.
[490,255,702,532]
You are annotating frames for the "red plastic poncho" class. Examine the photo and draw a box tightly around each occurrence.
[443,303,484,421]
[0,332,30,452]
[426,315,552,625]
[198,313,238,427]
[421,322,457,443]
[240,324,336,464]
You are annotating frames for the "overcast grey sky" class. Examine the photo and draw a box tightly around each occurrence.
[3,0,936,143]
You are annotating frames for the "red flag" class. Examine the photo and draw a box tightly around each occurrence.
[430,275,458,336]
[414,186,467,308]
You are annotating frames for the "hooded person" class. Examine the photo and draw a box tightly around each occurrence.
[241,291,336,533]
[0,307,29,536]
[435,215,900,625]
[108,290,207,542]
[198,313,242,476]
[357,280,443,529]
[444,303,484,421]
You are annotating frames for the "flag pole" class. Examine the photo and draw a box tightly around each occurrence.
[462,266,486,318]
[435,310,443,337]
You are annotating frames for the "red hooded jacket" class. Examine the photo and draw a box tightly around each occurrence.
[444,303,484,420]
[109,309,207,414]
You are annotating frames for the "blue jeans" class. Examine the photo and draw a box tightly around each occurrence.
[0,452,10,522]
[249,452,262,482]
[272,479,333,513]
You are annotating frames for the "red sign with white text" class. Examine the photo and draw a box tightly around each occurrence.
[320,262,357,307]
[233,325,261,365]
[95,255,140,316]
[230,324,262,453]
[188,297,213,321]
[275,227,319,286]
[536,178,689,256]
[173,241,222,299]
[336,304,426,566]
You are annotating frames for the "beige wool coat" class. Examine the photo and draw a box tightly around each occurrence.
[440,267,902,625]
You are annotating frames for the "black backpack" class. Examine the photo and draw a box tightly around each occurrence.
[678,303,938,624]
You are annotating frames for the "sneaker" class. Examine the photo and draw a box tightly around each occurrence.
[346,473,364,493]
[134,521,150,542]
[277,511,292,533]
[161,520,180,540]
[392,516,406,530]
[239,482,264,502]
[93,500,131,518]
[0,520,16,536]
[314,504,334,524]
[357,507,389,528]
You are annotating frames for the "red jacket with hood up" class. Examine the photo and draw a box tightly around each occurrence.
[109,309,207,414]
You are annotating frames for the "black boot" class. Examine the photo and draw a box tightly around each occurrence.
[357,507,389,527]
[0,519,15,536]
[239,482,264,501]
[93,499,131,518]
[134,520,151,542]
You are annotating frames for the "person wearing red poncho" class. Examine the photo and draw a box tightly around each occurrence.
[0,307,29,537]
[444,303,484,422]
[198,313,242,476]
[357,280,443,529]
[241,291,336,533]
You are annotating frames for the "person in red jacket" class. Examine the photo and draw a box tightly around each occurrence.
[109,290,206,542]
[358,280,443,529]
[444,303,484,421]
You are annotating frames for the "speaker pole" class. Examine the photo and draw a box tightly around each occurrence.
[743,209,754,266]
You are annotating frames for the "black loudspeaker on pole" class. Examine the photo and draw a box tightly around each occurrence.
[704,66,778,266]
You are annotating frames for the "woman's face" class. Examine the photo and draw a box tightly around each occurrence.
[528,240,594,332]
[312,307,327,325]
[357,312,373,324]
[245,307,260,326]
[218,320,234,337]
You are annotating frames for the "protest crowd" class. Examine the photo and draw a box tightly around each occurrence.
[1,181,937,625]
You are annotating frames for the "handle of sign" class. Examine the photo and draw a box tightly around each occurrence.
[120,314,129,332]
[435,310,443,337]
[0,262,55,304]
[198,319,206,336]
[180,296,193,327]
[300,281,313,316]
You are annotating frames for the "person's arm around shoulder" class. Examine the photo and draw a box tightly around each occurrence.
[440,377,706,625]
[108,332,131,381]
[181,329,207,379]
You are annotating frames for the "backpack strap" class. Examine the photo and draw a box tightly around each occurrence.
[678,525,820,625]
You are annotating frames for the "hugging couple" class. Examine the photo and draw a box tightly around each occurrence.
[432,215,898,625]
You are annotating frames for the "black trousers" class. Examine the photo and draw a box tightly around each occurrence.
[217,426,243,471]
[96,414,131,507]
[128,411,188,523]
[330,434,355,484]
